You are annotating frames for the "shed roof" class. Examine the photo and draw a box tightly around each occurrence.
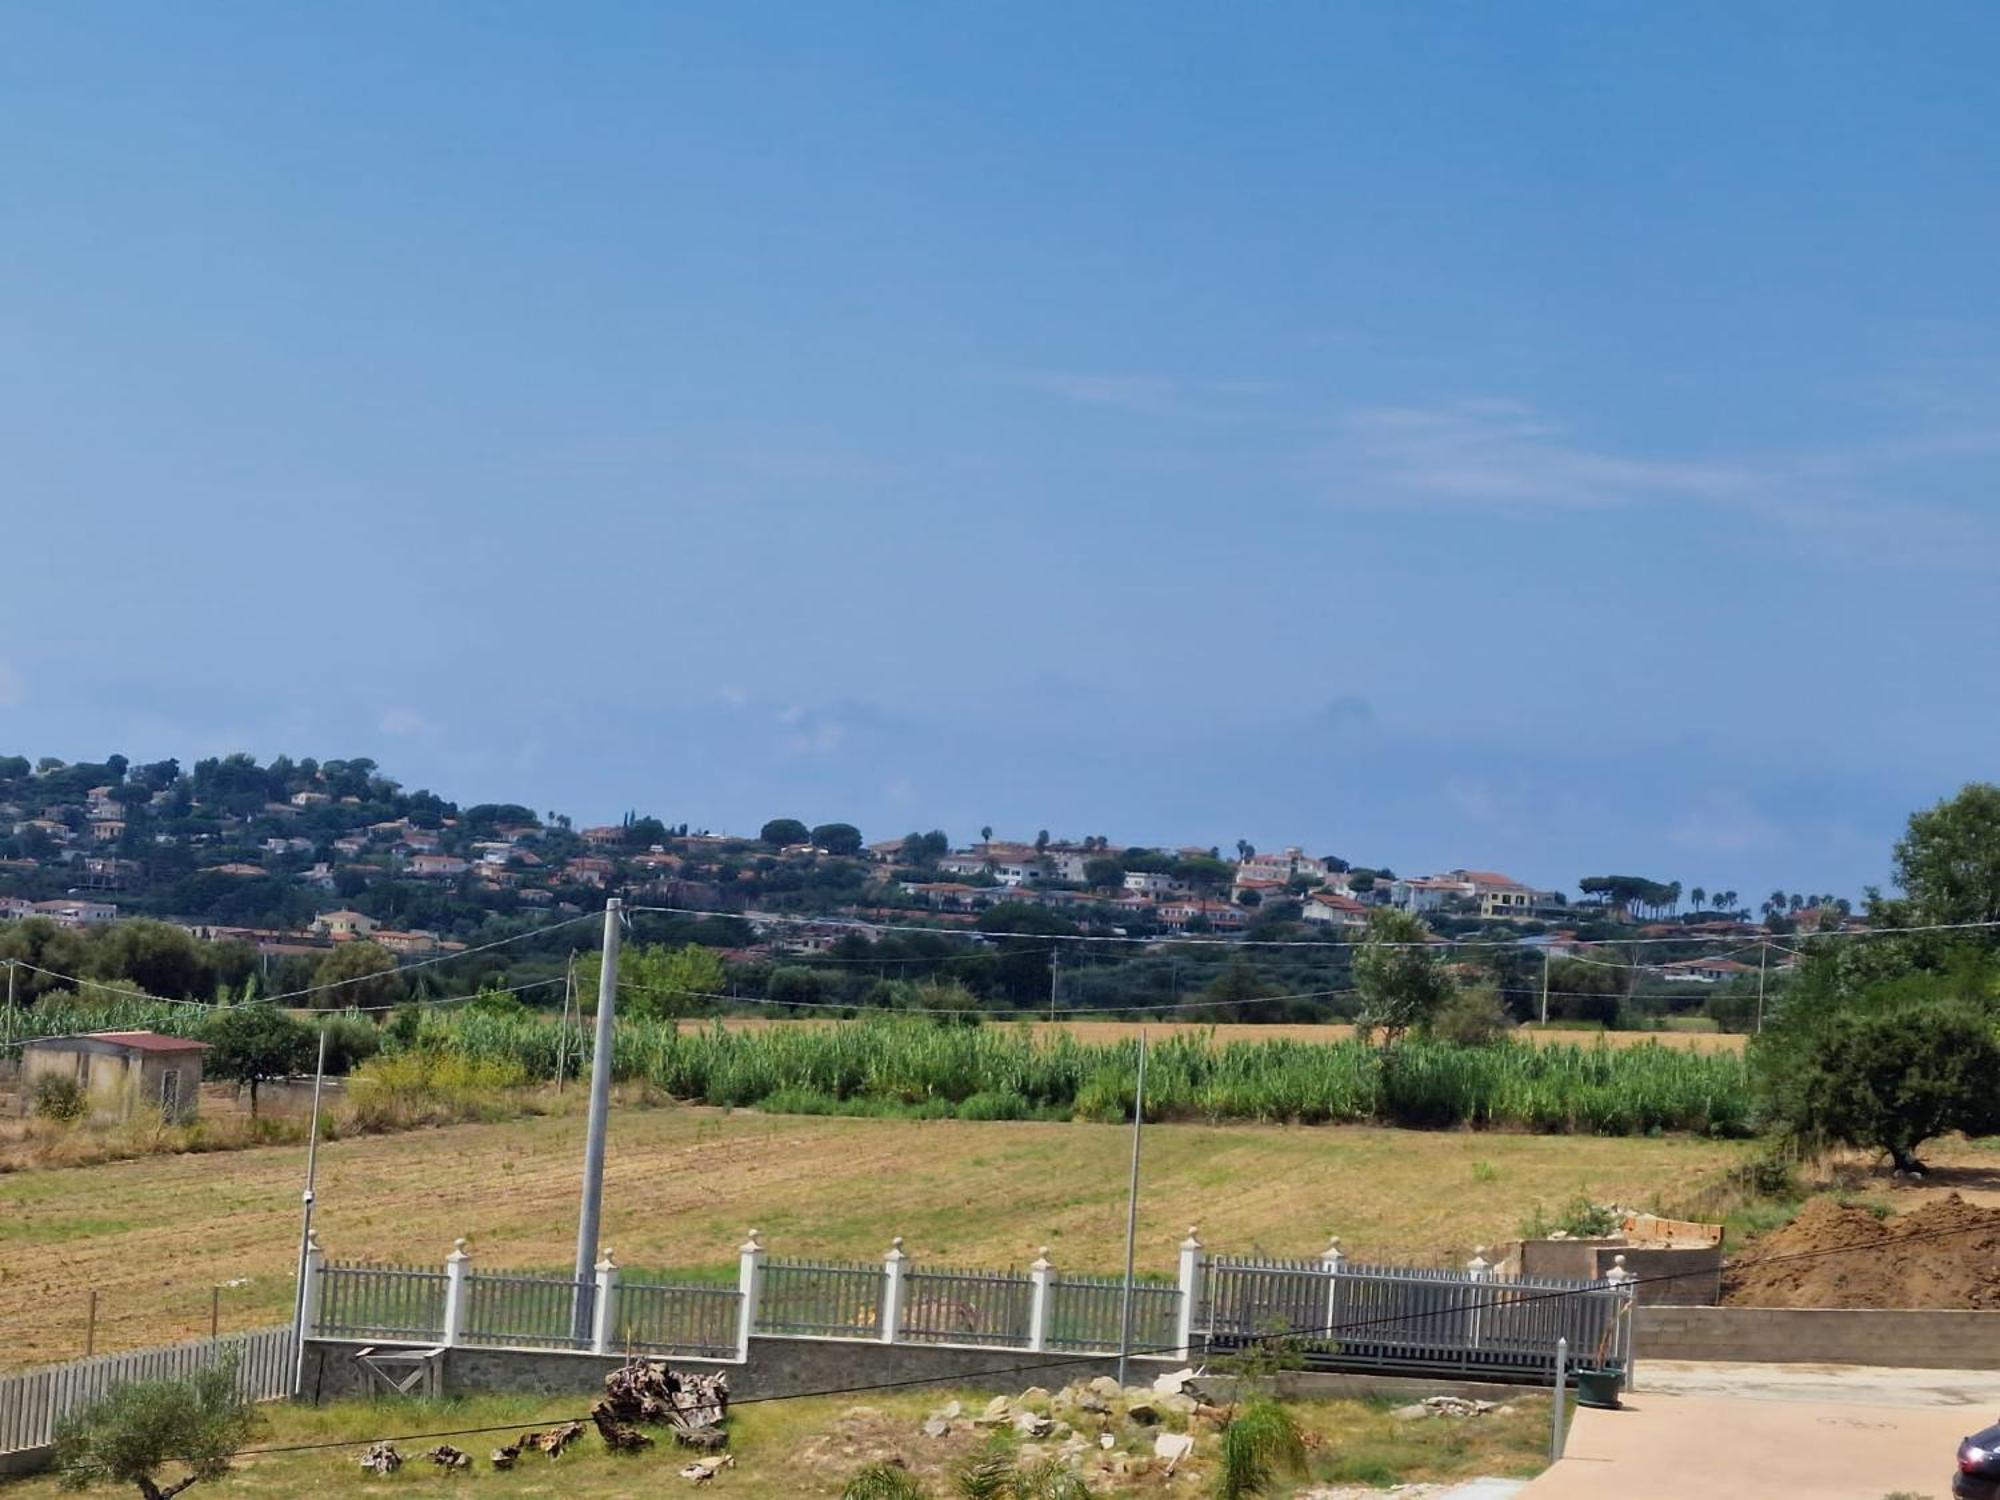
[85,1030,210,1053]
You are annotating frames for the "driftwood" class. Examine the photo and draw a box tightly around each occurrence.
[424,1444,470,1470]
[599,1358,731,1449]
[525,1421,587,1458]
[357,1442,402,1475]
[590,1402,656,1452]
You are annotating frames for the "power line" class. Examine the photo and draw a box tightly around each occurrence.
[630,902,1997,952]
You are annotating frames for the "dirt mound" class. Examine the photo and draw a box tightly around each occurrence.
[1723,1193,2000,1308]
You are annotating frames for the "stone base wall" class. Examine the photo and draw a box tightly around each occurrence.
[1635,1306,2000,1367]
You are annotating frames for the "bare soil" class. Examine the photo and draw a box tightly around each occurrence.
[1722,1192,2000,1308]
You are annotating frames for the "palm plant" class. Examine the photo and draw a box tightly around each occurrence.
[1213,1398,1306,1500]
[844,1463,930,1500]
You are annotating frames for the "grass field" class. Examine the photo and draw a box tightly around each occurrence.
[0,1385,1554,1498]
[0,1102,1746,1370]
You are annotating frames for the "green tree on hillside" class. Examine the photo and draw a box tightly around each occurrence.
[1883,782,2000,933]
[760,818,809,847]
[811,822,863,856]
[309,942,404,1011]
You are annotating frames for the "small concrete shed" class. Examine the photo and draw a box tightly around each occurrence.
[21,1030,209,1122]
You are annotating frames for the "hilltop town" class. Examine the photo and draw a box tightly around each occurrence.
[0,751,1853,1024]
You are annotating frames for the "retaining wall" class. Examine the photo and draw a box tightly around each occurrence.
[1635,1306,2000,1368]
[299,1336,1182,1406]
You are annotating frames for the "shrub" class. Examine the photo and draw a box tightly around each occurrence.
[1431,987,1513,1047]
[32,1073,86,1122]
[1214,1398,1306,1500]
[843,1464,930,1500]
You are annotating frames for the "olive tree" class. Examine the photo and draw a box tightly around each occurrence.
[1353,907,1455,1043]
[54,1359,260,1500]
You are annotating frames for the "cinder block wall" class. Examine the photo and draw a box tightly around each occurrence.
[1636,1307,2000,1368]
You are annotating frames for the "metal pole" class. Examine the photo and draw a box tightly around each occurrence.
[1755,944,1768,1034]
[85,1289,96,1357]
[572,898,622,1340]
[289,1025,329,1396]
[1114,1032,1148,1387]
[1539,946,1551,1027]
[210,1285,220,1339]
[1551,1335,1568,1462]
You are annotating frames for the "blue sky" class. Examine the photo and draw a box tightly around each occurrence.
[3,3,1996,899]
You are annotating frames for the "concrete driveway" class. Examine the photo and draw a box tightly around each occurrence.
[1519,1364,2000,1500]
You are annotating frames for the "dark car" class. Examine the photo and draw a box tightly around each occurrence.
[1955,1422,2000,1499]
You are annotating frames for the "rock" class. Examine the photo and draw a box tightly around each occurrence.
[1100,1432,1116,1450]
[424,1445,470,1470]
[1125,1400,1161,1426]
[1075,1390,1109,1414]
[1192,1402,1230,1428]
[1157,1391,1198,1416]
[921,1418,952,1439]
[934,1399,963,1421]
[1019,1385,1052,1409]
[1050,1421,1073,1439]
[1087,1375,1123,1399]
[678,1453,735,1482]
[1391,1404,1432,1422]
[984,1395,1013,1418]
[1153,1367,1197,1395]
[1154,1431,1195,1474]
[489,1444,519,1471]
[358,1442,401,1475]
[1014,1411,1054,1438]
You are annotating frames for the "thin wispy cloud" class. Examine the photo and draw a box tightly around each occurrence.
[1327,396,2000,569]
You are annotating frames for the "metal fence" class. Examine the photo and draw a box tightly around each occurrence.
[611,1283,742,1359]
[0,1326,294,1459]
[1201,1257,1631,1380]
[314,1262,447,1342]
[460,1272,593,1351]
[899,1266,1034,1348]
[1045,1273,1181,1354]
[755,1259,883,1339]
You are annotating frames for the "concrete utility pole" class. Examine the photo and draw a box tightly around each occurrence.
[1049,945,1059,1022]
[572,898,622,1340]
[1115,1032,1149,1387]
[4,959,14,1051]
[1539,947,1551,1026]
[289,1025,329,1396]
[1755,943,1768,1034]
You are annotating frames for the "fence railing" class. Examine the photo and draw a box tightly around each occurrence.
[1201,1253,1632,1380]
[460,1271,593,1352]
[755,1259,883,1340]
[0,1326,294,1459]
[314,1261,446,1343]
[298,1229,1635,1385]
[899,1266,1033,1348]
[1045,1273,1181,1354]
[612,1282,741,1360]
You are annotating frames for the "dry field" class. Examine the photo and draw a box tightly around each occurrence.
[0,1102,1745,1370]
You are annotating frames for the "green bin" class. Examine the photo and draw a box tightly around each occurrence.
[1573,1367,1622,1410]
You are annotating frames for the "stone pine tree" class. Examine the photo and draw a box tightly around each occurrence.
[54,1359,261,1500]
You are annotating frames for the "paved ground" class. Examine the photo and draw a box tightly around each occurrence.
[1639,1359,2000,1409]
[1518,1362,1999,1500]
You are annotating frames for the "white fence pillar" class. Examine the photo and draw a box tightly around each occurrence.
[1174,1226,1204,1361]
[880,1237,908,1345]
[1465,1245,1491,1351]
[1027,1248,1052,1353]
[299,1231,326,1340]
[736,1230,765,1363]
[591,1250,620,1355]
[442,1238,472,1347]
[1604,1254,1634,1384]
[1319,1234,1344,1342]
